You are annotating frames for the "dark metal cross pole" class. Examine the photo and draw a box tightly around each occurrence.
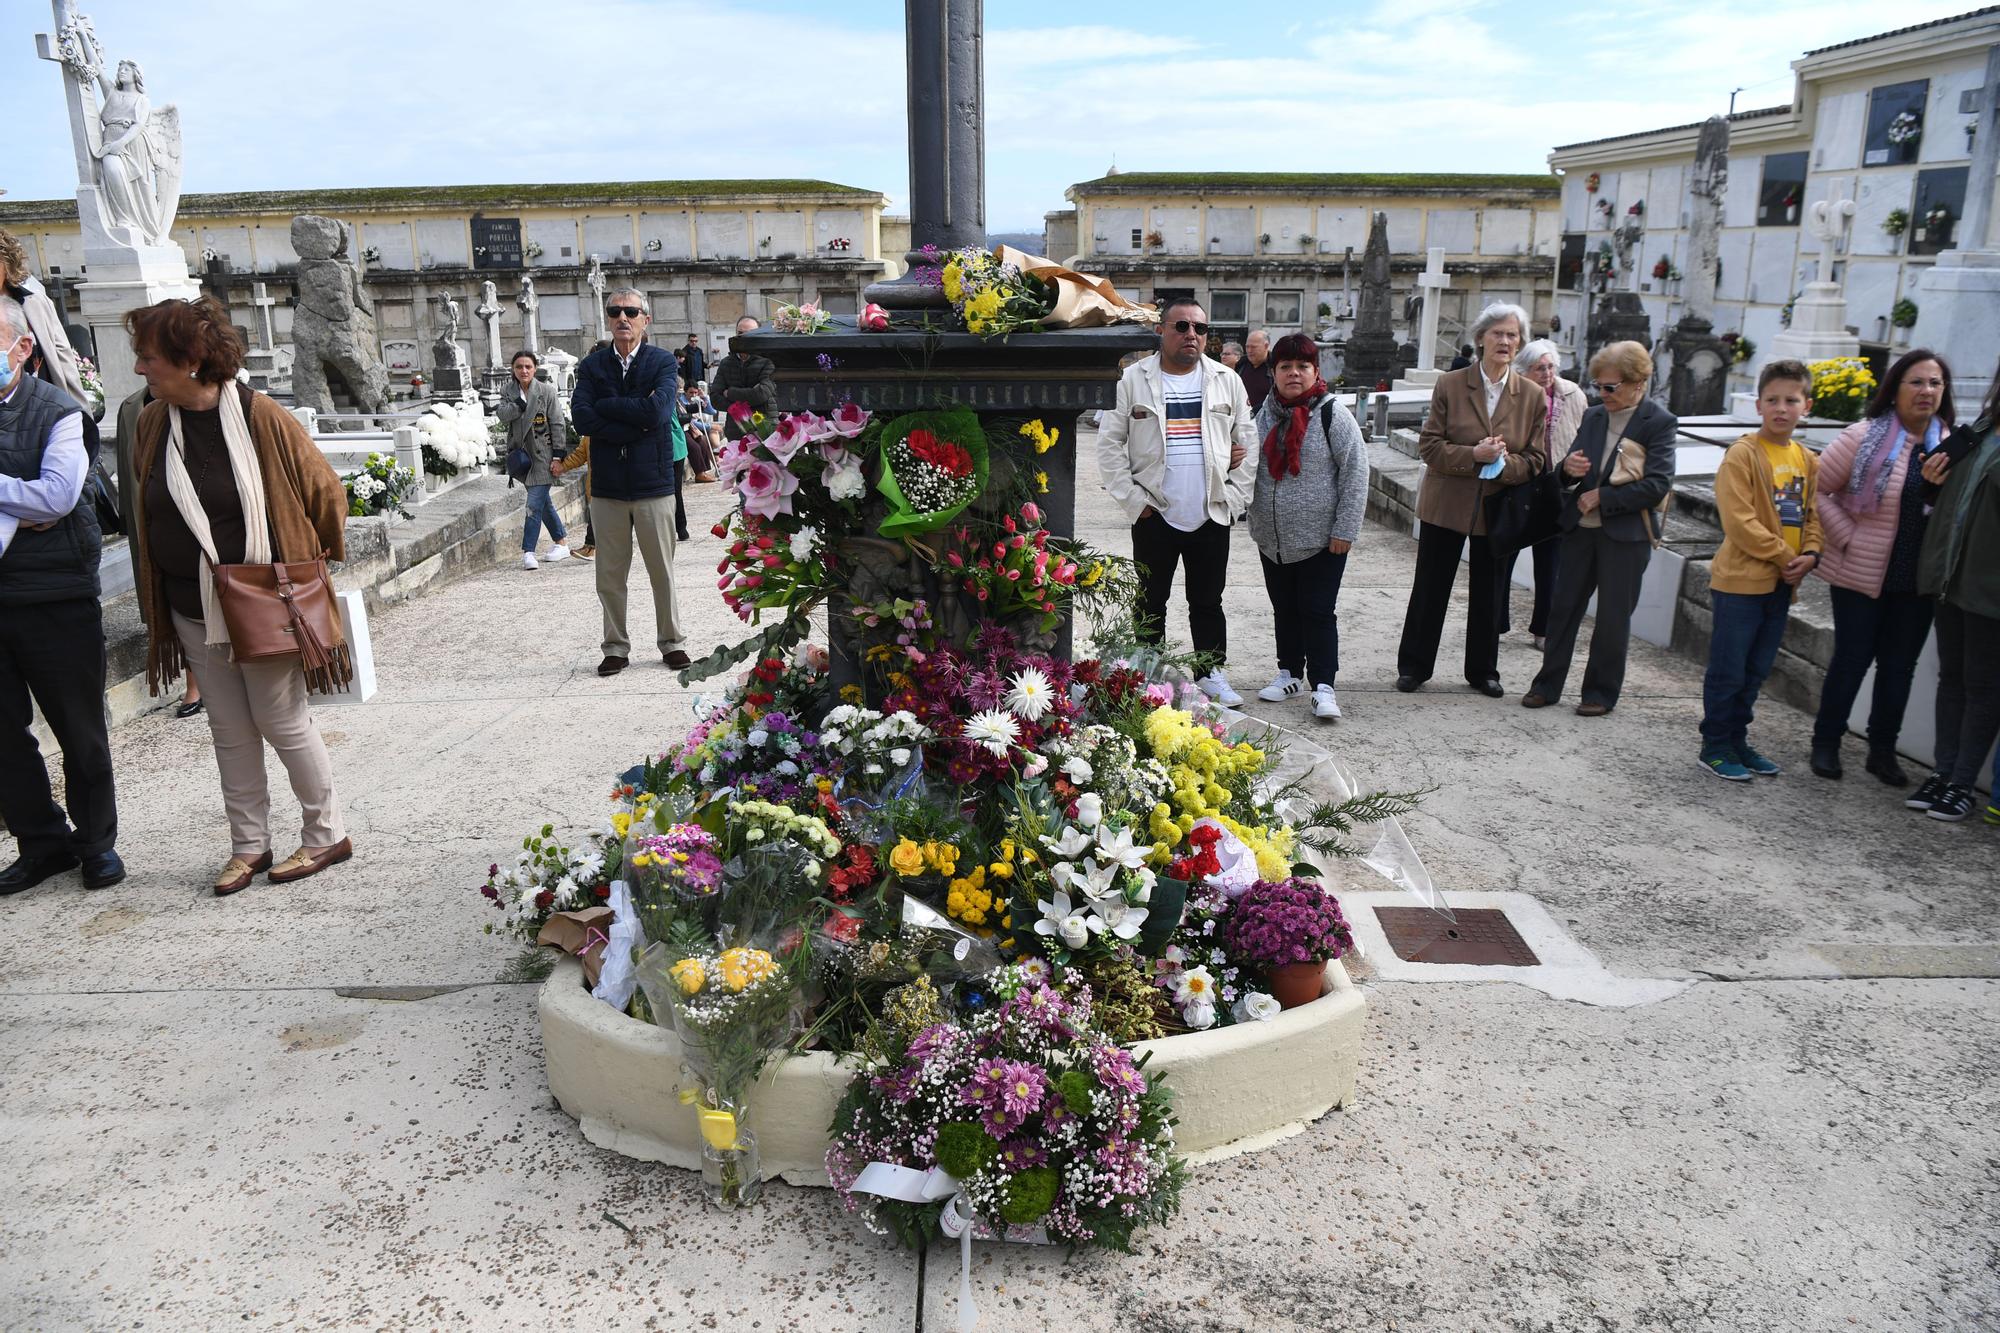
[864,0,986,310]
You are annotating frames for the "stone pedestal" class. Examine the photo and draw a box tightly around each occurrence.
[1909,250,2000,410]
[735,321,1156,683]
[1769,282,1859,364]
[478,366,513,412]
[1586,291,1654,369]
[77,247,199,425]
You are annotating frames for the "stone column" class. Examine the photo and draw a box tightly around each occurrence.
[863,0,985,309]
[1663,115,1733,415]
[1910,43,2000,411]
[1343,212,1401,392]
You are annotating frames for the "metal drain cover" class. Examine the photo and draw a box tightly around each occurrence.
[1374,907,1540,967]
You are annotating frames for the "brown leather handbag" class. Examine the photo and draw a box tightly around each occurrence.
[212,553,353,694]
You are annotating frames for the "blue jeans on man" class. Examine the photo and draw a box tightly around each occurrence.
[1701,587,1793,745]
[522,483,566,552]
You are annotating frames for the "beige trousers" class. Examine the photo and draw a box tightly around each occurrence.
[591,495,683,657]
[173,612,345,856]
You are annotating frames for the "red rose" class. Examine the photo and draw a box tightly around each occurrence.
[824,912,863,944]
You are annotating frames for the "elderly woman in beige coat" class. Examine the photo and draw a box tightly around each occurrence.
[1394,301,1548,697]
[1513,339,1589,647]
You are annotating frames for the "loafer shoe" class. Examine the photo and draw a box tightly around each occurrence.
[1470,677,1505,698]
[664,650,693,671]
[1574,701,1610,717]
[214,851,274,897]
[1520,692,1553,709]
[175,699,206,719]
[0,850,79,896]
[267,838,353,884]
[80,850,126,890]
[1394,675,1424,694]
[597,655,630,677]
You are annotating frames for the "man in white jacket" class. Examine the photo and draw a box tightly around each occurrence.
[1097,298,1258,704]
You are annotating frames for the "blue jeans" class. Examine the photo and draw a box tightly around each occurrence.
[522,483,566,552]
[1701,587,1793,745]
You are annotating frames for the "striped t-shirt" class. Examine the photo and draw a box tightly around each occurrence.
[1160,368,1207,531]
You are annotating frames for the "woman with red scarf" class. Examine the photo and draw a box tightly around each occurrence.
[1246,334,1370,721]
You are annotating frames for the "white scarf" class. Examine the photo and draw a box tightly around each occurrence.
[163,386,273,648]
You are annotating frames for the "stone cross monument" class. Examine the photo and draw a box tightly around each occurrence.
[1663,115,1733,414]
[1395,248,1451,389]
[241,280,283,391]
[516,276,541,354]
[585,256,608,343]
[34,0,199,417]
[1911,42,2000,411]
[1770,175,1860,363]
[1343,212,1402,391]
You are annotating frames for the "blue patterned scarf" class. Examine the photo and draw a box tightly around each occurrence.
[1848,413,1939,515]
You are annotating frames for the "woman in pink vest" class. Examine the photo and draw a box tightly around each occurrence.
[1809,349,1955,785]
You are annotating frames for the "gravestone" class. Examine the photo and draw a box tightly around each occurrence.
[35,1,199,410]
[290,214,389,413]
[516,275,541,353]
[471,215,523,271]
[242,280,286,392]
[1394,247,1450,390]
[1770,175,1860,363]
[1342,211,1401,391]
[1662,116,1733,415]
[381,339,422,381]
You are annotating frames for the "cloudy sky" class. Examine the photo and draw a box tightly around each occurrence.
[0,0,1979,230]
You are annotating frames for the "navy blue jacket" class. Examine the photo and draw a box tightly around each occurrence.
[571,341,679,501]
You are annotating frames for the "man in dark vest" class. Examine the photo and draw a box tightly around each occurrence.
[0,294,123,894]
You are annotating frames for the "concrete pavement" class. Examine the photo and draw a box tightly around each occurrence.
[2,452,1995,1332]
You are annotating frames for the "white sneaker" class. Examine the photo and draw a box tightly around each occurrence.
[1258,670,1305,702]
[545,544,572,563]
[521,552,538,570]
[1312,685,1342,720]
[1197,670,1243,707]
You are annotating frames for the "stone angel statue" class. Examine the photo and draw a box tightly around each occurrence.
[91,58,182,246]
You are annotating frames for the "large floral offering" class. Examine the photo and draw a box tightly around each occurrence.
[625,823,723,901]
[1808,357,1875,424]
[828,964,1185,1251]
[416,400,497,477]
[1222,877,1356,970]
[480,822,613,941]
[343,451,419,518]
[944,502,1082,631]
[939,247,1054,336]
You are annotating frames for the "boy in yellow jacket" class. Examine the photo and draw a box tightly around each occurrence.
[1699,360,1823,781]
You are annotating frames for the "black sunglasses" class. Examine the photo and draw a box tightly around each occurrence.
[1170,319,1211,336]
[1592,381,1625,395]
[606,305,646,319]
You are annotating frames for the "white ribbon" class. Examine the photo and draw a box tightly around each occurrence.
[851,1164,977,1332]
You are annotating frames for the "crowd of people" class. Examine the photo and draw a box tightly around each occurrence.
[2,274,1996,902]
[1099,298,2000,827]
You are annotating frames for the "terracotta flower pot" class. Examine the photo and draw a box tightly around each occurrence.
[1269,961,1325,1010]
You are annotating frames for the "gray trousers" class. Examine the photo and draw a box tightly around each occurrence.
[591,494,683,658]
[1529,525,1652,709]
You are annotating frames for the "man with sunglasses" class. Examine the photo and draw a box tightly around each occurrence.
[1098,298,1258,705]
[571,288,689,677]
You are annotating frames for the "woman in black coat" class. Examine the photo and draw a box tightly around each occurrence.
[1522,341,1677,716]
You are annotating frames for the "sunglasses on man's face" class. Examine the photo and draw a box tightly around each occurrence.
[1170,319,1210,336]
[607,305,646,319]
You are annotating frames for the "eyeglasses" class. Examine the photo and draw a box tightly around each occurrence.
[606,305,646,319]
[1592,381,1626,395]
[1169,319,1210,336]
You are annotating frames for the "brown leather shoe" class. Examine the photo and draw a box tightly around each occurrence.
[267,838,353,884]
[1520,692,1553,709]
[214,851,274,897]
[1574,701,1611,717]
[597,655,629,676]
[663,649,692,670]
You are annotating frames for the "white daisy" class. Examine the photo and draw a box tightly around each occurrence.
[1006,667,1054,721]
[962,710,1020,756]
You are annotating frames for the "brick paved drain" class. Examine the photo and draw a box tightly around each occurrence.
[1373,907,1540,966]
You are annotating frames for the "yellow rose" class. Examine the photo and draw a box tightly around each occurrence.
[671,958,705,995]
[889,838,927,878]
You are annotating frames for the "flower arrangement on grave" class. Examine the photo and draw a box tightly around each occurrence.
[1809,357,1876,423]
[1596,198,1615,224]
[1652,255,1671,280]
[1892,298,1919,330]
[479,820,615,940]
[361,245,381,265]
[414,400,497,478]
[74,355,106,420]
[1886,110,1922,146]
[1627,200,1644,218]
[1221,876,1357,1008]
[1883,208,1909,238]
[523,240,544,259]
[827,237,854,253]
[878,411,987,536]
[1585,172,1601,194]
[1925,203,1953,231]
[940,247,1054,336]
[342,452,419,518]
[1722,332,1756,366]
[772,300,834,335]
[827,965,1186,1255]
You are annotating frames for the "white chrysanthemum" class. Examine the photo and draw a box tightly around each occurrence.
[1006,667,1054,721]
[962,710,1019,755]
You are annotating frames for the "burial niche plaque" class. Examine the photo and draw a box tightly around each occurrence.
[472,216,524,271]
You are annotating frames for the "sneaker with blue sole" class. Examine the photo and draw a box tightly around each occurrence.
[1699,743,1753,782]
[1735,742,1782,777]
